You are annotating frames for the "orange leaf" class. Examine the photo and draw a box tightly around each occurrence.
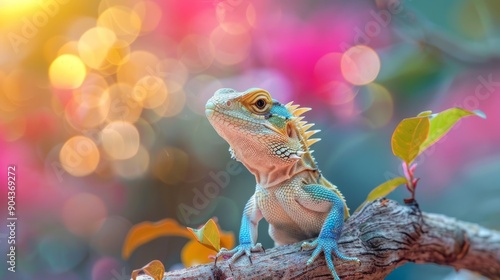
[181,221,235,267]
[122,218,192,259]
[131,260,165,280]
[181,240,218,267]
[186,219,221,252]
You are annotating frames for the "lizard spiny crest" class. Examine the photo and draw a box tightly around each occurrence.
[285,101,322,150]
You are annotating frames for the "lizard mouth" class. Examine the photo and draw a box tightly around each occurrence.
[205,101,216,118]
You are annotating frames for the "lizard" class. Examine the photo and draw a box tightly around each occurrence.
[205,88,359,279]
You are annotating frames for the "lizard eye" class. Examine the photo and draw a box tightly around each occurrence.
[255,99,266,109]
[242,90,272,114]
[250,97,271,113]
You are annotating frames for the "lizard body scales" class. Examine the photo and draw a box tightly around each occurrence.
[205,88,359,279]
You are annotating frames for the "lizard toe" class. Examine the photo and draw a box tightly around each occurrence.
[216,243,264,265]
[303,237,353,280]
[301,239,318,251]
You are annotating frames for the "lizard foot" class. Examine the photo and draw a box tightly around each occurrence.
[215,243,264,265]
[301,238,360,280]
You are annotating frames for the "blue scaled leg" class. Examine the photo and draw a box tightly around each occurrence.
[216,194,264,264]
[299,185,360,280]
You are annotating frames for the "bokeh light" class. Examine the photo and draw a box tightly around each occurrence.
[360,83,394,128]
[314,52,344,85]
[37,230,88,273]
[43,35,70,62]
[116,50,159,85]
[65,74,110,130]
[105,83,143,123]
[49,54,87,89]
[59,136,100,177]
[135,118,156,149]
[106,40,130,65]
[112,145,150,179]
[341,45,381,86]
[133,0,162,33]
[57,40,80,56]
[210,26,251,65]
[3,69,40,106]
[178,35,214,73]
[151,88,186,118]
[97,6,142,44]
[323,81,357,105]
[1,116,26,141]
[78,27,117,69]
[101,121,140,160]
[133,75,168,109]
[62,193,108,237]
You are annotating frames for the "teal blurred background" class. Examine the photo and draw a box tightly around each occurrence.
[0,0,499,279]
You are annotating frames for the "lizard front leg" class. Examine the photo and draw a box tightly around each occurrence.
[216,194,264,264]
[297,184,360,280]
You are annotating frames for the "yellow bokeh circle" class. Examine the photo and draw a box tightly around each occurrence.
[101,121,140,160]
[133,75,168,109]
[59,136,100,176]
[97,6,142,45]
[49,54,87,89]
[78,27,117,69]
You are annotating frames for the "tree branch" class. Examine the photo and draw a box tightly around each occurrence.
[158,199,500,279]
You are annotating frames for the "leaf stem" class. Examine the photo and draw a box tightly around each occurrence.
[403,162,418,204]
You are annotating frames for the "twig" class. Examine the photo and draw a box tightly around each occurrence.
[155,199,500,279]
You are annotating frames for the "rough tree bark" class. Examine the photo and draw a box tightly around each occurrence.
[155,199,500,279]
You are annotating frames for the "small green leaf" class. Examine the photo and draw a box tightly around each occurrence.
[354,177,408,213]
[366,177,408,202]
[391,116,430,164]
[417,110,432,117]
[417,108,486,157]
[187,219,221,252]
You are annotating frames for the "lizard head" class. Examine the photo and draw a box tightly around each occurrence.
[206,88,320,182]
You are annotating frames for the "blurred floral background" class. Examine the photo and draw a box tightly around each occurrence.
[0,0,499,279]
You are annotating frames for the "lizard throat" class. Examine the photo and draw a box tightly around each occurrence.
[245,155,316,188]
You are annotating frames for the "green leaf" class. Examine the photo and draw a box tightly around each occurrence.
[417,110,432,117]
[391,116,430,164]
[354,177,408,213]
[187,219,221,252]
[417,108,486,157]
[366,177,408,201]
